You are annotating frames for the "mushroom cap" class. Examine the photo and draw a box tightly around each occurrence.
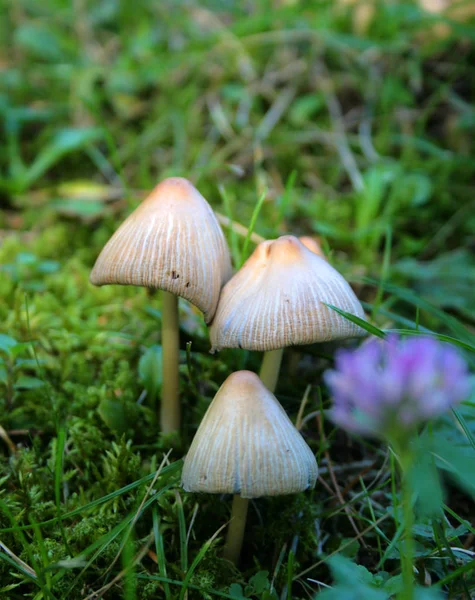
[299,236,326,259]
[209,235,365,351]
[182,370,318,498]
[90,177,232,323]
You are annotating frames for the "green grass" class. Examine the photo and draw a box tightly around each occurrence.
[1,0,475,598]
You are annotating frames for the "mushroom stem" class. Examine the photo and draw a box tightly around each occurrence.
[259,349,284,393]
[161,290,180,433]
[223,495,249,565]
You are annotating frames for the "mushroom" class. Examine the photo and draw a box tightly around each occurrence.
[299,235,326,259]
[182,370,318,564]
[90,177,232,433]
[209,235,365,392]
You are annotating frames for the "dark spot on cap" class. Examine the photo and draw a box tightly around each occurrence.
[171,271,179,279]
[185,281,190,287]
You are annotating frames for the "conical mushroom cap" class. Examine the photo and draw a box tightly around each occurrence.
[90,177,232,322]
[182,370,318,498]
[210,235,365,351]
[299,236,326,259]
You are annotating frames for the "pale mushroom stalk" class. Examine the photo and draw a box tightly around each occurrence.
[259,348,284,393]
[223,495,249,564]
[161,290,180,432]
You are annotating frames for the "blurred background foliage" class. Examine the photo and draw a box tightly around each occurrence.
[0,0,474,598]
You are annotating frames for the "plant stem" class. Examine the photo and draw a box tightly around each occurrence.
[259,348,284,393]
[223,495,249,565]
[161,290,180,433]
[400,475,415,600]
[396,447,415,600]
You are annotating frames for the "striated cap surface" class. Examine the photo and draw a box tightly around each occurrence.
[182,370,318,498]
[210,235,365,351]
[90,177,232,322]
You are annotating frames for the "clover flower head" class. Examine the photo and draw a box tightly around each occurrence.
[324,335,471,439]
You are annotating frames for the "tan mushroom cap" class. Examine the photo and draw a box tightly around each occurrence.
[90,177,232,323]
[209,235,365,351]
[299,236,326,259]
[182,370,318,498]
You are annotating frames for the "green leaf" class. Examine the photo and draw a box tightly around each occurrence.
[432,402,475,496]
[0,364,7,385]
[339,537,360,559]
[318,555,388,600]
[52,198,108,221]
[362,278,473,344]
[229,583,246,599]
[289,94,324,126]
[0,334,18,354]
[9,343,32,359]
[138,345,163,401]
[434,438,475,496]
[0,583,21,593]
[408,436,444,517]
[392,250,475,320]
[414,587,445,600]
[248,570,270,594]
[24,128,103,189]
[382,575,404,596]
[97,397,129,435]
[14,23,64,61]
[14,375,45,390]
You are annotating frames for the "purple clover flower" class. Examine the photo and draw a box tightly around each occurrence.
[324,335,471,439]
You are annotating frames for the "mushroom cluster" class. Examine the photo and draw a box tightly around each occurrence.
[90,177,366,564]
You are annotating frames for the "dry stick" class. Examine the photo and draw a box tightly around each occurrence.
[186,504,199,547]
[317,475,338,498]
[0,540,37,579]
[0,425,16,454]
[296,386,311,431]
[215,212,265,244]
[316,60,365,194]
[340,450,389,498]
[161,291,180,433]
[340,462,378,497]
[316,414,366,547]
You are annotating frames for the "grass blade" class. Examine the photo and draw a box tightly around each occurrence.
[175,490,188,573]
[218,184,241,267]
[323,304,385,338]
[179,522,228,600]
[153,508,171,600]
[240,189,266,266]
